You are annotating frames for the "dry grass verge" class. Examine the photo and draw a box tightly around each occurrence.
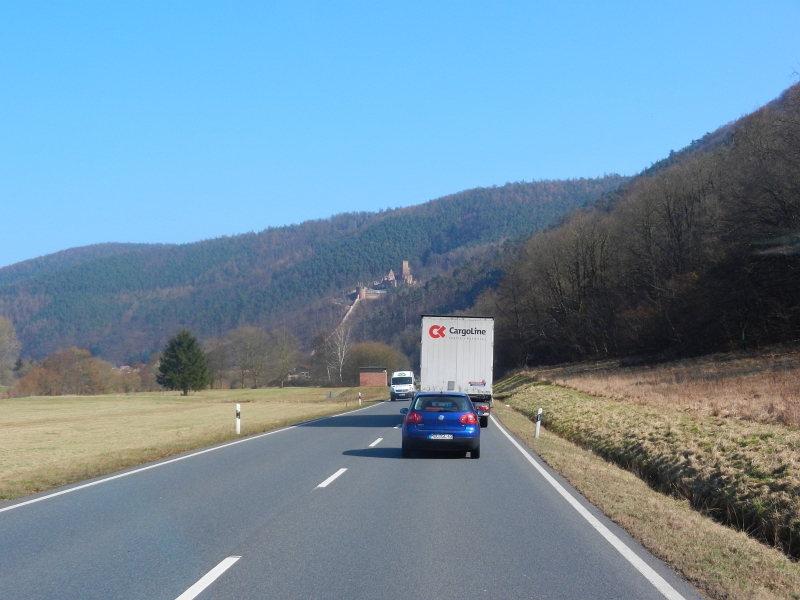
[528,344,800,426]
[492,402,800,599]
[0,386,386,502]
[494,374,800,559]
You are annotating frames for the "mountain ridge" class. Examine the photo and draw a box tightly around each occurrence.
[0,176,626,363]
[0,243,166,286]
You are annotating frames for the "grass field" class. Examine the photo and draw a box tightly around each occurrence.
[497,374,800,557]
[528,344,800,426]
[493,347,800,599]
[0,386,386,502]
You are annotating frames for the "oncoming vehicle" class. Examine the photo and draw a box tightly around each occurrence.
[389,370,416,401]
[400,392,480,459]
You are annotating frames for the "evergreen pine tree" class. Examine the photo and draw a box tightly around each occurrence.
[157,329,211,395]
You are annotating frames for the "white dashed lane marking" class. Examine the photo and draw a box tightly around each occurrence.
[316,468,347,489]
[175,556,240,600]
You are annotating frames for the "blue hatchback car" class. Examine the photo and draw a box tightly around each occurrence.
[401,392,480,459]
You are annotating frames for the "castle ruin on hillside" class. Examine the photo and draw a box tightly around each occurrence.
[352,260,414,301]
[337,261,415,327]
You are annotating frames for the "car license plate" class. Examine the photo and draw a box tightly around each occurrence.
[428,434,453,440]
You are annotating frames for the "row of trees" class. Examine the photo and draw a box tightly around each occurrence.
[481,82,800,368]
[204,323,410,390]
[12,348,160,396]
[3,315,413,397]
[204,325,302,389]
[7,325,297,398]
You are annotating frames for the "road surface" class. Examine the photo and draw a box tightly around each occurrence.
[0,400,701,599]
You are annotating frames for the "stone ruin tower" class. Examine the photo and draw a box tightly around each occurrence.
[401,260,413,285]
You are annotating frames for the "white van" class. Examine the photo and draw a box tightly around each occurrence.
[390,371,416,401]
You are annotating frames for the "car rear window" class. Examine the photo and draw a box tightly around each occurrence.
[412,395,471,412]
[392,377,413,385]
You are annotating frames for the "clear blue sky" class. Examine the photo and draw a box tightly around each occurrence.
[2,1,799,268]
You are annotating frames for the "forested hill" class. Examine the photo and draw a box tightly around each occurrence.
[0,243,163,286]
[0,176,626,363]
[482,82,800,369]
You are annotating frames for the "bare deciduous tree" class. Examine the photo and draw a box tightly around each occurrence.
[0,317,21,385]
[270,326,301,388]
[204,338,231,389]
[228,327,270,388]
[325,326,353,384]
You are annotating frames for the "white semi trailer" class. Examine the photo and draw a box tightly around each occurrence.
[419,315,494,427]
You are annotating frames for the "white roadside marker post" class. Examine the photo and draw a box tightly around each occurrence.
[236,403,241,435]
[359,392,362,407]
[535,407,542,438]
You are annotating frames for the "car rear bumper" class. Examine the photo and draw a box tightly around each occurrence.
[402,432,480,452]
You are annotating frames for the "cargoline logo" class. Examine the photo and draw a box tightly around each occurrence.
[429,325,446,339]
[429,324,487,338]
[469,380,486,387]
[450,327,486,336]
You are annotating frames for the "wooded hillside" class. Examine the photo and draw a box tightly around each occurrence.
[0,243,162,287]
[0,177,624,363]
[482,82,800,370]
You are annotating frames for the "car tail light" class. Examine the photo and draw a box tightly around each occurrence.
[476,406,486,414]
[406,411,423,424]
[460,413,478,425]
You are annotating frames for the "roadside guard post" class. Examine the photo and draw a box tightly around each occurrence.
[535,408,542,438]
[358,392,362,407]
[236,403,241,435]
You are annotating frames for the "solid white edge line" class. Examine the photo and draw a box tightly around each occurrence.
[369,437,383,447]
[490,415,686,600]
[0,400,384,514]
[175,556,240,600]
[317,468,347,488]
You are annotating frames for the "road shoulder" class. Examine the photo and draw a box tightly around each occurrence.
[492,402,800,600]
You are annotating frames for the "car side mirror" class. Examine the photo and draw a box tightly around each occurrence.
[399,408,408,415]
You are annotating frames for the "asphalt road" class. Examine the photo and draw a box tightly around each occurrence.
[0,400,703,600]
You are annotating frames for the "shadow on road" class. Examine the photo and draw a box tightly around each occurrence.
[343,447,404,459]
[300,414,403,428]
[342,447,467,460]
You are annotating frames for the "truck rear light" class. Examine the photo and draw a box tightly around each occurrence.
[406,411,423,424]
[460,413,478,425]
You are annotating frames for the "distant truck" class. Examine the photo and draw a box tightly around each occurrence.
[419,315,494,427]
[390,370,416,401]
